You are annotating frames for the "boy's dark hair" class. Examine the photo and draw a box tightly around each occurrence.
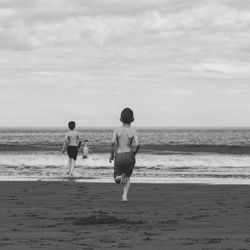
[84,139,88,143]
[120,108,134,124]
[68,121,76,130]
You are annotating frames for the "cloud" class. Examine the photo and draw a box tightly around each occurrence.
[0,1,250,50]
[169,89,194,97]
[1,0,250,126]
[0,8,16,17]
[192,60,250,78]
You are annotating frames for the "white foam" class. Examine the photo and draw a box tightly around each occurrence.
[1,152,250,184]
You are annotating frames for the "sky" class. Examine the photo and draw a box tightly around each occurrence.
[1,0,250,127]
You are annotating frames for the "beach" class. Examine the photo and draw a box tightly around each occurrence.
[0,182,250,249]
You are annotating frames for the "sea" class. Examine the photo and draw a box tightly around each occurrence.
[1,127,250,184]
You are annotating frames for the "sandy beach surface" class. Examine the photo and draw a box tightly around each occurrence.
[0,182,250,250]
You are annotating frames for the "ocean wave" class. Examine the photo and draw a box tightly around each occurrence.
[0,152,250,184]
[2,128,250,155]
[1,143,250,155]
[142,144,250,155]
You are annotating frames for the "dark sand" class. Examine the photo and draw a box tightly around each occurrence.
[0,182,250,250]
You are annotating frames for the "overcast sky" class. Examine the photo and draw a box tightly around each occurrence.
[0,0,250,127]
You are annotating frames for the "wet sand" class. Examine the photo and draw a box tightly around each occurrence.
[0,181,250,249]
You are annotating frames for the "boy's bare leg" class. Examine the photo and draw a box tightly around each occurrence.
[122,177,130,202]
[67,158,72,175]
[69,160,76,176]
[121,173,127,184]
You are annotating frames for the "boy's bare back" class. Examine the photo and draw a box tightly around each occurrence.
[65,130,80,147]
[111,125,139,153]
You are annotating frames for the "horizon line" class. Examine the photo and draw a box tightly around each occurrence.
[1,126,250,129]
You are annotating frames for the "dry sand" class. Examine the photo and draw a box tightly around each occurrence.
[0,181,250,250]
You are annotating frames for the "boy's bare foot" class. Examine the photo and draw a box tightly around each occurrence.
[122,196,128,202]
[115,173,127,184]
[115,176,121,184]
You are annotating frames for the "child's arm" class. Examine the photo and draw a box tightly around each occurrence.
[77,132,81,148]
[109,130,117,162]
[62,134,69,153]
[131,132,140,155]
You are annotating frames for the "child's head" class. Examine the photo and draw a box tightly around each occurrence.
[120,108,134,124]
[68,121,76,130]
[83,139,88,145]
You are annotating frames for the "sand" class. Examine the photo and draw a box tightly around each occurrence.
[0,181,250,250]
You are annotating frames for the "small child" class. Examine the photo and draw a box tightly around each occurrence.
[62,121,81,177]
[82,139,93,159]
[109,108,140,202]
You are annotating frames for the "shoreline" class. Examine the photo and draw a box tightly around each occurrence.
[1,176,250,185]
[0,181,250,249]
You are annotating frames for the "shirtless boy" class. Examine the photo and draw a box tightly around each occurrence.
[62,121,81,177]
[110,108,140,202]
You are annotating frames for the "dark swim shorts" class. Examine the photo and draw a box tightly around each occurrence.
[114,152,135,178]
[67,146,78,160]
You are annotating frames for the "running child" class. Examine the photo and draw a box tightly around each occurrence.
[62,121,81,177]
[109,108,140,202]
